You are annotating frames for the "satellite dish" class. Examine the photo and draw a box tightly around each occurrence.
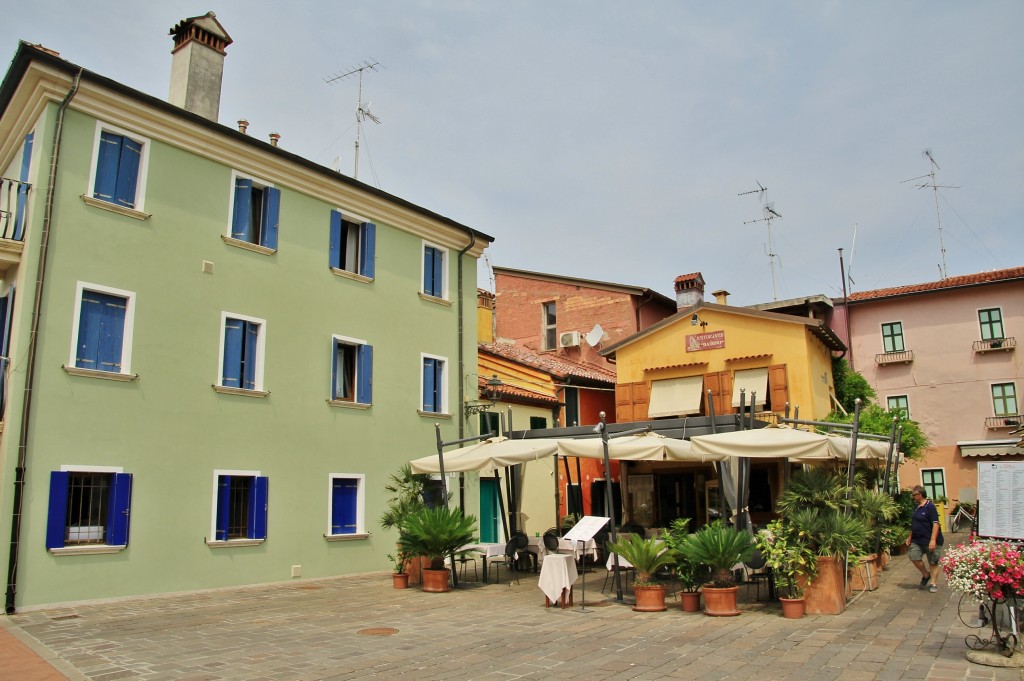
[585,324,605,347]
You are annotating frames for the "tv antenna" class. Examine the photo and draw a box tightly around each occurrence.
[739,181,783,300]
[901,149,958,280]
[325,59,384,180]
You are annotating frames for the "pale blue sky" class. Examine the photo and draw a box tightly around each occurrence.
[3,1,1021,304]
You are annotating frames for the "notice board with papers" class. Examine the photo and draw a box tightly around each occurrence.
[977,461,1024,540]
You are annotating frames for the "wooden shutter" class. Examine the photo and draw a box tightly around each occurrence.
[113,137,142,208]
[632,381,649,421]
[615,381,648,421]
[46,471,70,549]
[93,132,121,201]
[231,178,253,240]
[422,358,437,412]
[261,187,280,249]
[249,476,269,540]
[768,364,789,413]
[242,322,259,390]
[704,371,735,415]
[215,475,231,540]
[107,473,133,546]
[359,222,376,278]
[222,319,244,388]
[356,344,373,404]
[329,210,342,268]
[332,478,358,535]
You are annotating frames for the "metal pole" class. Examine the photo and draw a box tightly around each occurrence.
[597,412,624,602]
[882,417,899,495]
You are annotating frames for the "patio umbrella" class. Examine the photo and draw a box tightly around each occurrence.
[689,425,832,460]
[408,436,562,473]
[556,431,728,462]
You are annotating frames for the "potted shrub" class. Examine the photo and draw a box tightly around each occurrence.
[755,519,817,619]
[387,551,411,589]
[398,506,477,592]
[677,520,754,617]
[662,518,708,612]
[607,533,677,612]
[381,464,431,583]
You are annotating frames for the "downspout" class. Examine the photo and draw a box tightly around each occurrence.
[455,229,477,516]
[6,70,81,614]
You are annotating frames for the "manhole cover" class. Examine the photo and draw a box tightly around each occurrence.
[50,614,80,621]
[357,627,399,636]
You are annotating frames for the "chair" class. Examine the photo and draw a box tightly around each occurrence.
[602,556,634,594]
[542,531,560,553]
[510,531,533,570]
[455,553,479,582]
[744,549,770,601]
[492,539,521,585]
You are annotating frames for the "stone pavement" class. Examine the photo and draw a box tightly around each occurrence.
[1,553,1021,681]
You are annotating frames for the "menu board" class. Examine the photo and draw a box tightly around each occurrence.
[564,515,610,543]
[977,462,1024,540]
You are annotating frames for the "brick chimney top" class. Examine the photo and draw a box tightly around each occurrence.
[674,272,706,309]
[169,12,233,54]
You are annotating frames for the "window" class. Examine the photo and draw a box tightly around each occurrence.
[13,131,33,240]
[211,471,268,542]
[328,474,366,537]
[329,210,375,278]
[89,124,149,210]
[564,387,579,427]
[921,469,946,501]
[46,467,132,551]
[530,416,548,429]
[479,411,500,436]
[566,482,583,517]
[979,308,1004,340]
[422,243,447,298]
[68,282,135,376]
[228,174,280,250]
[218,313,266,393]
[542,302,557,350]
[421,354,447,414]
[887,395,910,418]
[331,336,372,404]
[881,322,905,353]
[992,383,1018,416]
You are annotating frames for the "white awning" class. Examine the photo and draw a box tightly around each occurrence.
[958,441,1024,457]
[647,376,704,418]
[732,368,768,408]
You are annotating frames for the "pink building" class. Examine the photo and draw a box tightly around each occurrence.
[833,267,1024,505]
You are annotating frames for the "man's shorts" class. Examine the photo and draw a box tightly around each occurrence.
[909,542,944,563]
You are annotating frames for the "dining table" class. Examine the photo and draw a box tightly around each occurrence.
[538,553,578,608]
[460,542,507,582]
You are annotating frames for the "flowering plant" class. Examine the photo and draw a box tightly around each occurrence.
[940,538,1024,602]
[755,519,817,599]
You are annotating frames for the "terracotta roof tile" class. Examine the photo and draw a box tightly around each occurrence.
[846,266,1024,302]
[479,342,616,383]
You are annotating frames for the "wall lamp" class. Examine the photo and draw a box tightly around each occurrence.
[464,375,504,417]
[691,313,708,329]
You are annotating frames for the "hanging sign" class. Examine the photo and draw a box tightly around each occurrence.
[686,330,725,352]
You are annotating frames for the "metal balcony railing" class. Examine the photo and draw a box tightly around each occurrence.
[973,337,1016,353]
[875,349,914,365]
[985,415,1021,429]
[0,176,31,242]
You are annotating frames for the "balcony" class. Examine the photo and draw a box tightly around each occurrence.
[985,415,1021,430]
[973,337,1016,354]
[0,176,30,272]
[875,349,914,365]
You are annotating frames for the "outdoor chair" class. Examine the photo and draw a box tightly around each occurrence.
[743,549,770,601]
[491,539,521,585]
[510,531,534,570]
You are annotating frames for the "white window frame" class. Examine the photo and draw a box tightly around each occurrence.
[209,468,262,545]
[325,473,367,540]
[85,120,151,213]
[225,170,276,248]
[330,333,368,406]
[216,311,268,393]
[66,281,137,378]
[420,352,449,415]
[886,394,910,418]
[51,464,127,555]
[541,301,557,351]
[421,240,449,300]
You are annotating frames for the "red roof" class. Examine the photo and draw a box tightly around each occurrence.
[479,342,615,383]
[845,266,1024,302]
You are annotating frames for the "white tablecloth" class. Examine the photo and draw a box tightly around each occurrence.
[462,542,506,560]
[538,553,578,603]
[531,536,598,560]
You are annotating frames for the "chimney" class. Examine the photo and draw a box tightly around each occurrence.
[674,272,706,310]
[269,133,280,147]
[711,289,730,305]
[168,12,233,122]
[237,119,249,134]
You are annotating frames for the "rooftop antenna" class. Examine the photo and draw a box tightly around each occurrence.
[901,149,958,280]
[739,181,783,300]
[325,59,384,180]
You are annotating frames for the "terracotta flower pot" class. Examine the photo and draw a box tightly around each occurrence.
[679,591,702,612]
[632,584,667,612]
[702,585,740,617]
[420,567,451,593]
[779,597,806,619]
[392,572,410,589]
[799,556,845,615]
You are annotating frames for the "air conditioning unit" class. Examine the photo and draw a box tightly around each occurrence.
[559,331,581,348]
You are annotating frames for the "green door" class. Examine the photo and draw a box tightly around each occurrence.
[480,478,499,543]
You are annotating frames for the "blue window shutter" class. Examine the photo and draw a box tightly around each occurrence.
[423,358,436,412]
[243,321,259,390]
[432,248,443,296]
[46,471,70,549]
[329,210,342,268]
[359,222,376,278]
[332,479,358,534]
[261,187,280,249]
[222,319,244,388]
[93,132,121,202]
[0,286,11,419]
[232,178,253,240]
[96,293,126,372]
[76,292,105,369]
[423,247,434,295]
[249,476,269,540]
[107,473,133,546]
[14,132,33,241]
[356,344,373,405]
[331,341,340,400]
[215,475,230,541]
[113,137,141,208]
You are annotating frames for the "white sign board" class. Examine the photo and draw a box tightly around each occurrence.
[563,515,610,543]
[977,461,1024,541]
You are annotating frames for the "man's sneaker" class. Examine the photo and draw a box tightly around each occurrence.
[920,576,929,589]
[928,584,938,593]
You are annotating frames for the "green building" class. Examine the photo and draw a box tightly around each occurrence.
[0,14,491,612]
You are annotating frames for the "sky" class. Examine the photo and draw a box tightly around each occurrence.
[2,1,1021,305]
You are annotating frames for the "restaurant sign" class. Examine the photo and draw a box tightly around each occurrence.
[686,330,725,352]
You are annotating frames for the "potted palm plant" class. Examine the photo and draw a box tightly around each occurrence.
[397,506,477,593]
[677,520,754,617]
[755,519,817,618]
[381,464,431,584]
[607,533,677,611]
[662,518,708,612]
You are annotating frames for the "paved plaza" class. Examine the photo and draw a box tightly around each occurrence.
[1,552,1022,680]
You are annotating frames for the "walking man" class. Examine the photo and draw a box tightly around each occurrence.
[906,485,944,592]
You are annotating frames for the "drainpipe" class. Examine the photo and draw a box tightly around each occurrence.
[455,229,477,515]
[6,70,82,615]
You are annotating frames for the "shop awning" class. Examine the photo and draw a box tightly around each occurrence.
[647,376,704,418]
[731,367,768,408]
[958,440,1024,457]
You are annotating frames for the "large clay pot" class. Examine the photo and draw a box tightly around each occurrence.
[850,556,878,592]
[779,597,806,619]
[702,585,740,617]
[405,556,431,585]
[799,556,845,615]
[632,584,667,612]
[679,591,702,613]
[392,573,410,589]
[420,568,452,593]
